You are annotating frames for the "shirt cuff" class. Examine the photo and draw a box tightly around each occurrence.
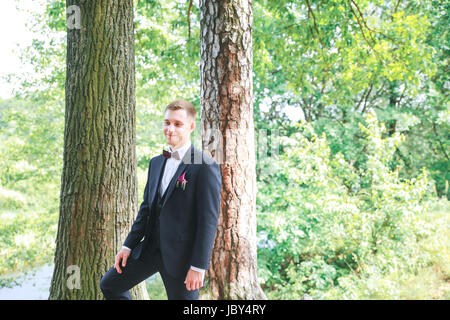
[190,266,205,275]
[122,246,131,251]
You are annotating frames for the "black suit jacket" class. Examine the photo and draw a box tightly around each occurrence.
[123,144,222,278]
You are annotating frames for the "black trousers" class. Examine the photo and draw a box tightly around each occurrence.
[99,247,198,300]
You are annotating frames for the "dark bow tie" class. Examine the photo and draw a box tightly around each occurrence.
[163,149,180,160]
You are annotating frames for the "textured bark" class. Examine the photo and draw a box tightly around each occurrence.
[199,0,266,299]
[49,0,148,300]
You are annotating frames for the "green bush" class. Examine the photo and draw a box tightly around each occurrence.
[257,112,442,299]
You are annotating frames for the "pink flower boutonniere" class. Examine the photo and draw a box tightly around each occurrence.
[176,172,188,190]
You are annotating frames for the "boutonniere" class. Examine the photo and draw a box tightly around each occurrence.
[176,172,188,190]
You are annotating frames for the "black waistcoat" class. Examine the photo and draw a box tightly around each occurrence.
[146,159,170,253]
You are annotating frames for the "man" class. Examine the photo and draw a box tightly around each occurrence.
[100,100,221,300]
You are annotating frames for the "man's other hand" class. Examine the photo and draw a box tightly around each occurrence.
[184,269,204,291]
[114,248,131,274]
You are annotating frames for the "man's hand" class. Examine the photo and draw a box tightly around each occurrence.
[184,269,204,291]
[114,248,131,274]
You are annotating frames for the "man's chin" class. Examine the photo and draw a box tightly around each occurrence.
[166,139,177,147]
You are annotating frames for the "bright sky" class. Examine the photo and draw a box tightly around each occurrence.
[0,1,43,99]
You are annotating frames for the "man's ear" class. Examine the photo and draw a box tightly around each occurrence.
[190,119,195,132]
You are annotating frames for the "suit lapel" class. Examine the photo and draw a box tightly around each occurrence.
[160,144,194,209]
[149,155,166,206]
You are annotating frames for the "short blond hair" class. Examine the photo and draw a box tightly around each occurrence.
[165,100,197,120]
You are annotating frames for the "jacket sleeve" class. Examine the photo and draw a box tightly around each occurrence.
[190,161,222,270]
[123,159,152,250]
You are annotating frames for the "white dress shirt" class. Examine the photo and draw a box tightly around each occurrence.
[159,140,192,196]
[123,140,205,276]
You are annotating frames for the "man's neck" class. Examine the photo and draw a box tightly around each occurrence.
[169,140,191,152]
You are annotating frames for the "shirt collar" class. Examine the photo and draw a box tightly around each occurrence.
[168,140,191,161]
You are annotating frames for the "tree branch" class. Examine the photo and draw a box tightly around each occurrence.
[187,0,193,39]
[347,0,372,47]
[394,0,402,13]
[305,0,324,47]
[361,83,374,115]
[349,0,375,43]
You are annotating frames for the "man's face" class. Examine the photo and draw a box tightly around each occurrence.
[163,108,195,149]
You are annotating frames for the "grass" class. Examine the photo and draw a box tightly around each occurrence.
[400,198,450,300]
[318,198,450,300]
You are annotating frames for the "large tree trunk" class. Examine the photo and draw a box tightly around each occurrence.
[49,0,148,300]
[199,0,266,299]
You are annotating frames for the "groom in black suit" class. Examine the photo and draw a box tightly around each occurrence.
[100,100,221,300]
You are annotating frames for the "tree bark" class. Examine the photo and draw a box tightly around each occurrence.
[49,0,148,300]
[199,0,266,299]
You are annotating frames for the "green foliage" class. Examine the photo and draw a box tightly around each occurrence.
[0,98,63,185]
[256,113,445,299]
[0,98,61,279]
[252,0,449,198]
[145,273,168,300]
[0,182,58,277]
